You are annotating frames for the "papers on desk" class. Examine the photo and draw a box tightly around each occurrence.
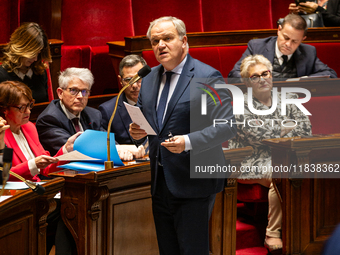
[0,195,11,202]
[124,102,157,135]
[0,181,44,190]
[58,130,124,171]
[56,150,100,161]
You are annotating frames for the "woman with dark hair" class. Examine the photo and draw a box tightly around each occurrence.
[0,80,78,254]
[0,22,52,103]
[0,80,79,181]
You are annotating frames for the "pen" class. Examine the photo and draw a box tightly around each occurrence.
[168,131,175,142]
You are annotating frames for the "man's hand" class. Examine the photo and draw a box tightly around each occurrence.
[129,123,147,140]
[117,148,133,161]
[117,144,146,160]
[299,2,319,14]
[289,3,300,14]
[64,132,83,153]
[161,136,185,154]
[35,155,59,169]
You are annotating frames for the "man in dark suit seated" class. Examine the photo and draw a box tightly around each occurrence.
[98,55,147,145]
[36,68,144,160]
[129,16,236,255]
[228,14,337,81]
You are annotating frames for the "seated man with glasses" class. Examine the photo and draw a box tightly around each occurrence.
[36,67,144,160]
[99,55,147,146]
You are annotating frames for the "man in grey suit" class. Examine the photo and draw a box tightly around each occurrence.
[130,16,236,255]
[228,14,337,81]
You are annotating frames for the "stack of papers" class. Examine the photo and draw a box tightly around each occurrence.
[57,130,124,171]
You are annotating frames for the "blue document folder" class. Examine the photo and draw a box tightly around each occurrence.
[58,130,124,171]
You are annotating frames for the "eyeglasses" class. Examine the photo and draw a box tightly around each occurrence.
[9,101,34,113]
[65,88,91,97]
[249,70,271,83]
[122,77,142,85]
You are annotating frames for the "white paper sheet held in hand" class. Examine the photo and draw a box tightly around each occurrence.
[55,150,100,161]
[124,102,157,135]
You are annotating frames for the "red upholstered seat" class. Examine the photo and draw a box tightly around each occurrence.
[202,0,273,31]
[305,95,340,135]
[131,0,203,36]
[61,45,92,71]
[0,0,19,43]
[61,0,135,94]
[308,43,340,77]
[237,183,269,203]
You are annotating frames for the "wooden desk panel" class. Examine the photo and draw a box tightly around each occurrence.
[0,178,65,255]
[263,134,340,255]
[49,147,253,255]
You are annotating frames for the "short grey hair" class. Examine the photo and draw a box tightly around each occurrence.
[147,16,186,40]
[119,55,147,77]
[58,67,94,90]
[240,54,273,83]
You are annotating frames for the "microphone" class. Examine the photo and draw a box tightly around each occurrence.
[0,148,45,195]
[105,65,151,170]
[2,147,13,183]
[127,65,152,86]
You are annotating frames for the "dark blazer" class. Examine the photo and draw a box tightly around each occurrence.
[317,0,340,27]
[98,94,135,145]
[228,36,337,79]
[36,99,102,155]
[0,66,49,103]
[139,54,237,198]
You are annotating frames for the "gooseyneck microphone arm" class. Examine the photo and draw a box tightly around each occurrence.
[105,65,151,170]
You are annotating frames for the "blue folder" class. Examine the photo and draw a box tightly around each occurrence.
[58,129,124,171]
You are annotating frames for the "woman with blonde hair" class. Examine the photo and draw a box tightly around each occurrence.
[0,22,52,103]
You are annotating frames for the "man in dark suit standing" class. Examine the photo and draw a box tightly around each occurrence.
[228,14,337,81]
[99,55,147,145]
[130,16,236,255]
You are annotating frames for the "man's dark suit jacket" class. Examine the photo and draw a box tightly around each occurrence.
[36,99,102,155]
[98,94,135,145]
[228,36,337,79]
[139,54,237,199]
[318,0,340,27]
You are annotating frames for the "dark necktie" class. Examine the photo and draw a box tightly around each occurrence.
[72,118,81,132]
[157,71,173,129]
[281,55,288,69]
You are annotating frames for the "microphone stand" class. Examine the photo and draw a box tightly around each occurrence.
[104,82,132,170]
[0,167,45,195]
[105,65,151,170]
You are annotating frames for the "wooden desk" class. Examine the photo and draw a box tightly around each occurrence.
[0,177,65,255]
[263,134,340,255]
[49,147,253,255]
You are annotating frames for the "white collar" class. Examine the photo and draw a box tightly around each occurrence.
[275,40,293,61]
[13,68,33,80]
[163,55,187,75]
